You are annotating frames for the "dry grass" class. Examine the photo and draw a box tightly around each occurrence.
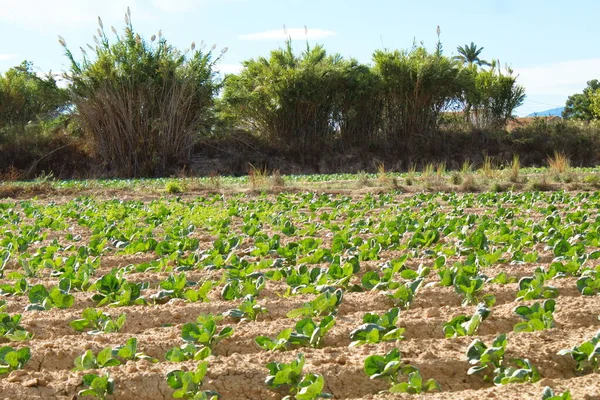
[270,170,285,188]
[0,166,24,182]
[208,171,222,189]
[509,155,520,183]
[528,174,554,191]
[480,155,495,178]
[248,164,269,189]
[548,151,570,175]
[356,171,370,188]
[459,174,478,192]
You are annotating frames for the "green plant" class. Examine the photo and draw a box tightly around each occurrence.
[165,344,211,363]
[26,279,75,311]
[73,348,120,371]
[181,314,234,349]
[364,348,440,394]
[0,312,33,341]
[79,373,114,399]
[287,289,343,318]
[60,9,222,176]
[70,308,126,334]
[91,272,147,307]
[576,267,600,295]
[516,272,559,301]
[542,387,572,400]
[443,303,490,338]
[558,330,600,373]
[0,60,68,135]
[265,353,332,400]
[256,316,336,351]
[223,295,268,322]
[467,334,540,385]
[453,274,495,306]
[467,334,506,381]
[385,266,429,309]
[166,362,219,400]
[0,346,30,374]
[165,181,184,194]
[513,299,555,332]
[151,273,213,304]
[349,307,405,346]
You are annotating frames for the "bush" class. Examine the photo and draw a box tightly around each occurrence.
[222,40,380,162]
[0,61,68,138]
[60,9,223,177]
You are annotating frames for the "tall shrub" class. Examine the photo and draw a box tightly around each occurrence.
[222,40,379,160]
[462,65,525,129]
[373,46,461,149]
[60,9,223,176]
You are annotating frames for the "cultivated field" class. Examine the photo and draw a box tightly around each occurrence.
[0,188,599,399]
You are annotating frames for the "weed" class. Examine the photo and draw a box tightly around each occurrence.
[510,154,520,183]
[165,180,183,194]
[548,151,570,175]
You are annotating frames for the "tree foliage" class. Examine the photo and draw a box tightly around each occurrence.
[455,42,490,67]
[222,40,379,160]
[563,80,600,121]
[0,61,68,136]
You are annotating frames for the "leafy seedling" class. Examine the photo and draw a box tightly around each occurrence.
[256,316,335,351]
[222,295,268,322]
[287,289,343,318]
[453,274,495,306]
[443,303,491,338]
[558,329,600,373]
[79,373,114,400]
[576,267,600,296]
[542,386,572,400]
[166,362,219,400]
[26,278,75,311]
[0,346,30,374]
[182,314,234,349]
[516,272,559,301]
[265,353,332,400]
[0,312,33,341]
[70,308,126,334]
[165,344,211,362]
[513,299,555,332]
[385,266,429,309]
[350,307,405,346]
[364,348,440,393]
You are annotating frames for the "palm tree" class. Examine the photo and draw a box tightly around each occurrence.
[455,42,490,67]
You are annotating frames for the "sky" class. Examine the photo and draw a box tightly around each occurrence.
[0,0,597,116]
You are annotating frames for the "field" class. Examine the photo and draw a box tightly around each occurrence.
[0,179,599,399]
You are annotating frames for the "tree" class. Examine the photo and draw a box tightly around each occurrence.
[461,64,525,128]
[563,80,600,120]
[455,43,490,67]
[0,61,68,134]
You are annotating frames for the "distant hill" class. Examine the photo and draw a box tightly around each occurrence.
[527,107,564,117]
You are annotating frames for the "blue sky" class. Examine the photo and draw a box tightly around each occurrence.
[0,0,597,115]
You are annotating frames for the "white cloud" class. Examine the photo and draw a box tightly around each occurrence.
[239,28,336,41]
[0,54,17,61]
[514,59,600,96]
[215,63,243,75]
